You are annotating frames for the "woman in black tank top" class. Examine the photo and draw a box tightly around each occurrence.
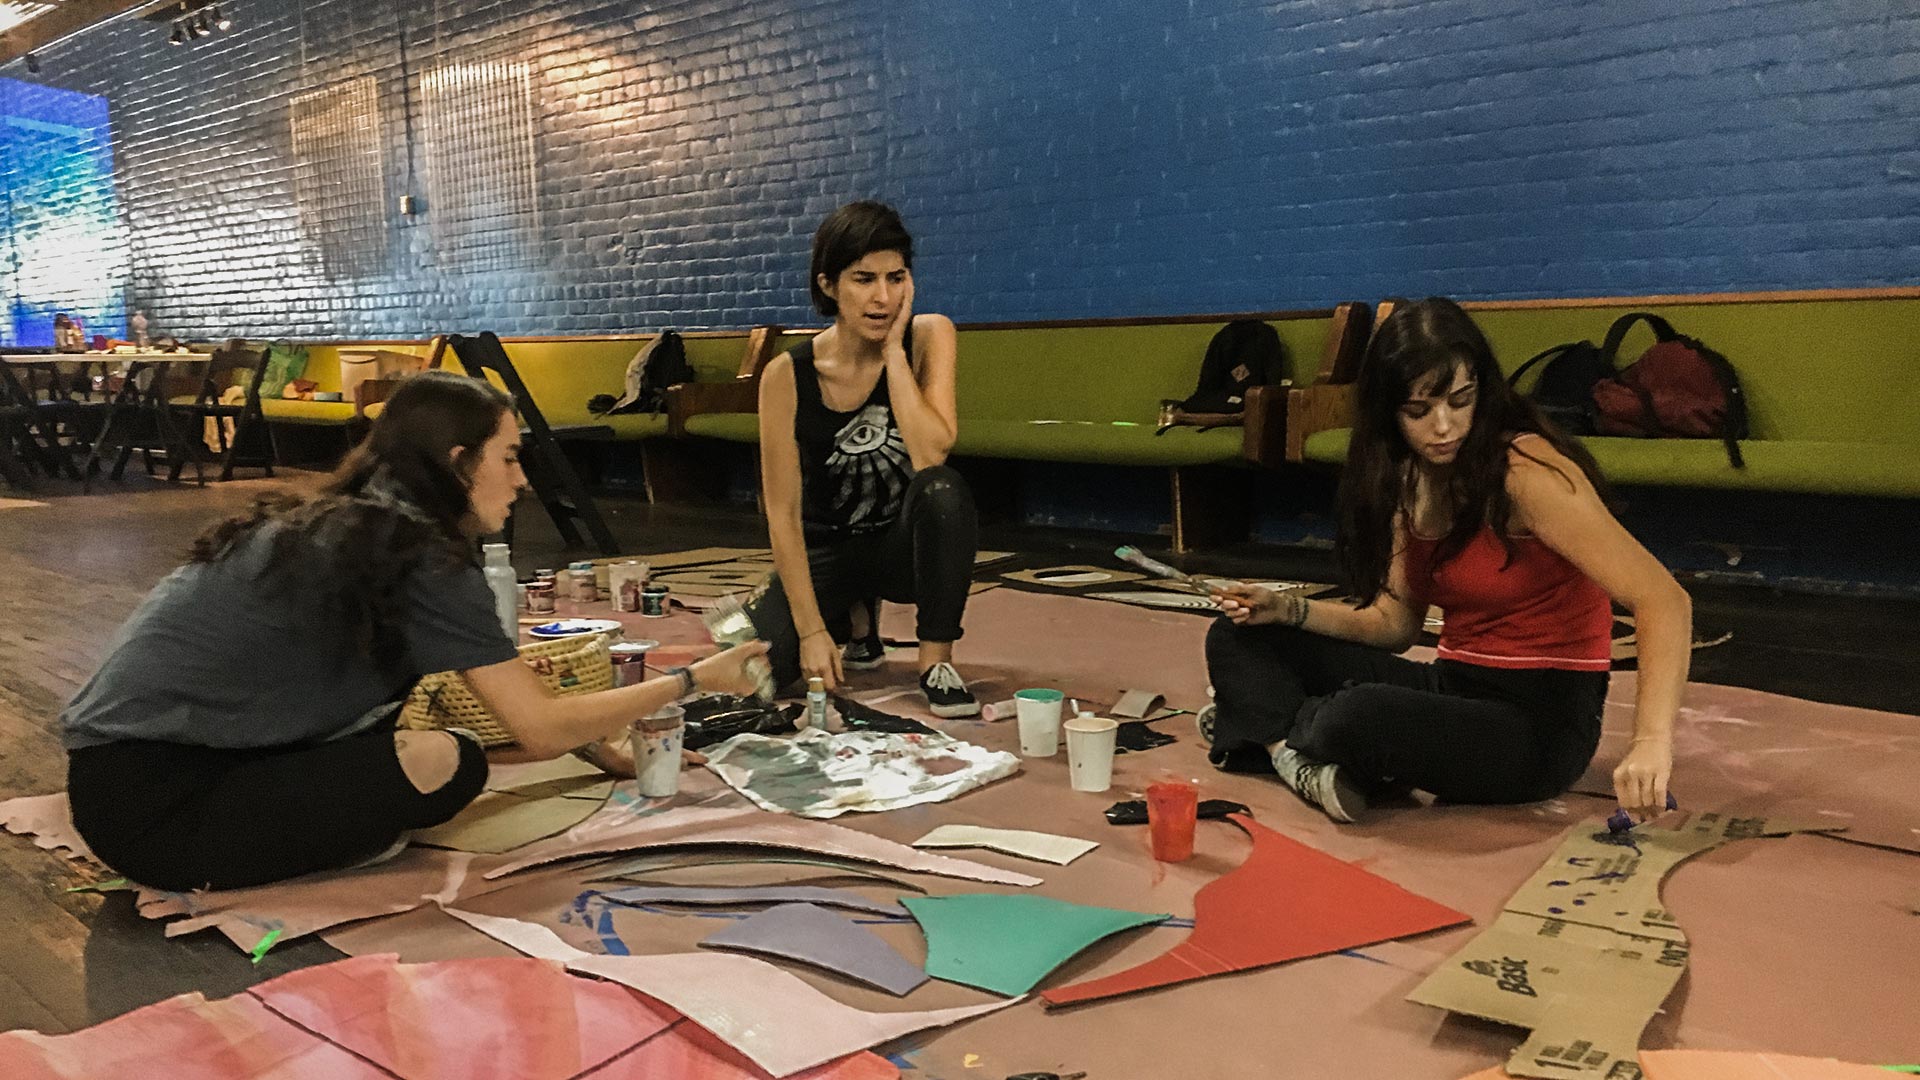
[744,202,981,718]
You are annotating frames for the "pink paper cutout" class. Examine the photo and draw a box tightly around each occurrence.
[484,803,1039,886]
[0,792,93,862]
[1042,814,1469,1008]
[448,908,1014,1078]
[0,953,897,1080]
[1639,1050,1904,1080]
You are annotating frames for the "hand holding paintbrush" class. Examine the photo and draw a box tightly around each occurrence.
[1114,546,1307,627]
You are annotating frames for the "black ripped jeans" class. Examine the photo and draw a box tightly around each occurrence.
[749,465,978,691]
[1204,619,1607,804]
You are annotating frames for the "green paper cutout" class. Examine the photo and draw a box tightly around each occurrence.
[248,927,284,965]
[65,877,129,893]
[1882,1068,1920,1074]
[904,893,1167,997]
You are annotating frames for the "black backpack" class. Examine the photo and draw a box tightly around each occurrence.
[1161,320,1284,430]
[589,330,694,415]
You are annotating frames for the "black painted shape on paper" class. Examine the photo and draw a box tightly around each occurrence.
[1113,718,1175,754]
[1103,798,1252,826]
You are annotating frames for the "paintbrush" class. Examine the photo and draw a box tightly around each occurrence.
[1112,545,1221,595]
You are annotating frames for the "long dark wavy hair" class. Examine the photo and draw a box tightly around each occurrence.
[1336,297,1607,606]
[191,370,513,673]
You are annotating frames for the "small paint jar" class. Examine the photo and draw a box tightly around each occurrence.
[608,640,655,687]
[640,583,670,618]
[527,582,556,615]
[569,567,599,604]
[533,568,557,586]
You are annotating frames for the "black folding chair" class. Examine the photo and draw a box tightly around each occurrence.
[168,340,276,481]
[0,363,82,483]
[447,332,617,554]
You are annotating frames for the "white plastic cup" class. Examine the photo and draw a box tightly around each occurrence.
[632,704,686,798]
[1064,716,1119,792]
[1014,689,1065,757]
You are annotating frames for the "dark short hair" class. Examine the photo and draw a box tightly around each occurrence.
[809,201,913,317]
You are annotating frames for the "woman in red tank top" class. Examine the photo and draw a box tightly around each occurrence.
[1202,298,1689,824]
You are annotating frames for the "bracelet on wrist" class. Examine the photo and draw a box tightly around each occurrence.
[666,665,697,697]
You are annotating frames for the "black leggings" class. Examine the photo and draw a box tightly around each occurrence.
[1204,619,1607,805]
[67,728,488,891]
[749,465,978,690]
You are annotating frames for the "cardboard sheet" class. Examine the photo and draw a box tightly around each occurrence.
[1000,565,1146,588]
[1042,814,1470,1008]
[912,824,1098,865]
[1638,1051,1905,1079]
[412,757,616,855]
[597,883,906,917]
[448,908,1015,1079]
[906,893,1168,997]
[1408,812,1841,1080]
[702,902,929,996]
[484,802,1041,886]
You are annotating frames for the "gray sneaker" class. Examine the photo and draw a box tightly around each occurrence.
[1270,742,1367,824]
[1194,702,1217,749]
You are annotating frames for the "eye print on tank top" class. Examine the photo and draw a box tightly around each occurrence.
[826,404,913,528]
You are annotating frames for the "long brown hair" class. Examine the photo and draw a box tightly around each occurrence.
[1336,298,1607,606]
[191,371,513,671]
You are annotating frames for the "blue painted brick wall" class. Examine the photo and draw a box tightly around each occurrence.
[2,0,1914,340]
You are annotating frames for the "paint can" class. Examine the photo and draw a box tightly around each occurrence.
[610,561,649,613]
[527,582,556,615]
[608,640,655,687]
[568,568,598,604]
[640,583,670,618]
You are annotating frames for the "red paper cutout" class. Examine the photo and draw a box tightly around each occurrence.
[1042,814,1469,1007]
[0,954,897,1080]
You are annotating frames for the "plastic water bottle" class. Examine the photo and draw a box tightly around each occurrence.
[482,543,518,641]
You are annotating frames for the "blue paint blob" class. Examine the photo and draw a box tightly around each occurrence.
[1549,879,1571,887]
[1548,907,1565,914]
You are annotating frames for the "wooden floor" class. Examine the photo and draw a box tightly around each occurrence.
[1,468,1916,1034]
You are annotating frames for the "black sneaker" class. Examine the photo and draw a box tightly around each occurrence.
[842,634,887,671]
[919,662,980,718]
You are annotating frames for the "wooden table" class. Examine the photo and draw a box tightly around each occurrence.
[1,353,214,489]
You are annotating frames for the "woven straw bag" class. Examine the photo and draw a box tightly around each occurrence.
[398,633,615,747]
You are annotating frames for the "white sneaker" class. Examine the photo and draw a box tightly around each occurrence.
[1194,703,1217,749]
[1270,742,1367,824]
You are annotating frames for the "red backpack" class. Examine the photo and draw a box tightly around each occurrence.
[1588,313,1749,468]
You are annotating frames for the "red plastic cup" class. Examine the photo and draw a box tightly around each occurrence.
[1146,780,1198,862]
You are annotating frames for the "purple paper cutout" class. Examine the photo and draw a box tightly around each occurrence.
[701,902,929,997]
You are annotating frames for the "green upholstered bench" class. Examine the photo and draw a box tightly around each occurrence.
[669,307,1370,550]
[1286,291,1920,499]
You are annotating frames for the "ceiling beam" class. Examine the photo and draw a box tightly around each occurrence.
[2,1,164,69]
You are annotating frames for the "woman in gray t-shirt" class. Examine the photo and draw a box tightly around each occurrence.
[62,370,767,891]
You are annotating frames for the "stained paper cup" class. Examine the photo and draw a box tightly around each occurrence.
[1014,688,1065,757]
[1064,716,1118,792]
[632,705,686,798]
